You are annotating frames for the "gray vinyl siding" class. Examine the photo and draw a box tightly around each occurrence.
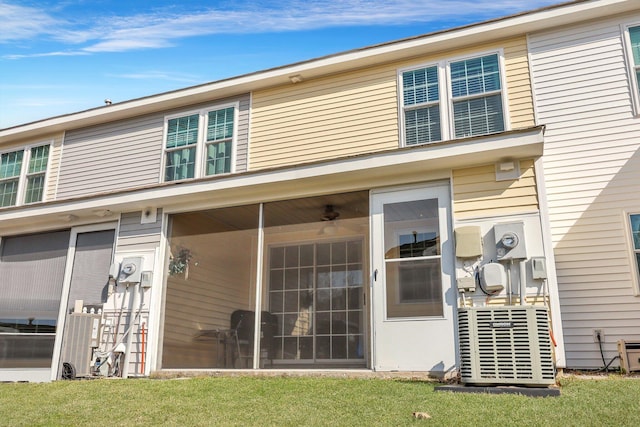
[56,94,250,200]
[529,14,640,369]
[114,210,162,376]
[116,210,163,252]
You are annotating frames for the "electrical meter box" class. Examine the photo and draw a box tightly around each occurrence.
[455,226,483,258]
[118,257,143,285]
[494,222,527,260]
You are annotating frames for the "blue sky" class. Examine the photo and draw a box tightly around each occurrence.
[0,0,560,129]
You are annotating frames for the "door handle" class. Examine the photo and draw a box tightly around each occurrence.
[373,269,378,281]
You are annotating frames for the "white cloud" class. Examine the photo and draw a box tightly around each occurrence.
[0,1,60,42]
[3,51,90,60]
[1,0,559,55]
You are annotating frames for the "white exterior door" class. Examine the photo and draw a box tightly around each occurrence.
[371,183,456,372]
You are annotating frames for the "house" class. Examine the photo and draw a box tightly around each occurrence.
[1,0,638,383]
[528,1,640,369]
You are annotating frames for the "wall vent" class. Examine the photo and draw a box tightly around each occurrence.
[458,306,555,386]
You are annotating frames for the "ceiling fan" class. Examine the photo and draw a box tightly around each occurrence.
[321,205,340,221]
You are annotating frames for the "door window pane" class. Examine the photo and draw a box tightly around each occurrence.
[383,199,443,318]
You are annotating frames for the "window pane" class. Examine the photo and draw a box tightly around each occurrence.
[207,107,234,142]
[24,174,45,204]
[166,114,199,149]
[404,105,441,145]
[402,66,439,106]
[630,27,640,65]
[453,94,504,138]
[28,145,49,174]
[383,198,442,318]
[165,147,196,181]
[385,259,443,317]
[384,199,440,259]
[0,179,19,207]
[0,150,23,179]
[205,141,232,175]
[631,214,640,250]
[450,54,501,98]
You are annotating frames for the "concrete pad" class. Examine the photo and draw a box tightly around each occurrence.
[434,384,560,397]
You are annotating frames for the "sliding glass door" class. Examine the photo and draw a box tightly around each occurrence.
[267,240,365,364]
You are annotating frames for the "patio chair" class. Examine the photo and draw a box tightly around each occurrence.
[229,310,278,368]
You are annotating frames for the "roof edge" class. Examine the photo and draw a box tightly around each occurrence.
[1,0,635,141]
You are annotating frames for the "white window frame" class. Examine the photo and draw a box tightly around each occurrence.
[446,49,510,139]
[161,102,238,183]
[398,50,510,147]
[0,141,52,208]
[622,23,640,116]
[398,61,448,146]
[627,212,640,296]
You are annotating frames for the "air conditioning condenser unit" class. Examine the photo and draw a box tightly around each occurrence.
[458,306,555,387]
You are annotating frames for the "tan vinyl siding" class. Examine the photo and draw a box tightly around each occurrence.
[529,14,640,368]
[250,36,534,170]
[504,38,536,129]
[250,67,399,169]
[452,159,539,219]
[56,95,250,200]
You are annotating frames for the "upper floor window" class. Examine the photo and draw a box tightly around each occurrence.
[626,26,640,110]
[164,105,235,182]
[450,54,504,138]
[0,144,50,207]
[402,66,441,145]
[399,52,506,146]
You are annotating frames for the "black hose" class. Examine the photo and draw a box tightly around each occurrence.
[596,332,620,372]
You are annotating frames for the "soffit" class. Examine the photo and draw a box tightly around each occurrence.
[0,127,544,235]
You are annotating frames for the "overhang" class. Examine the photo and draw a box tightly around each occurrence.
[0,126,544,235]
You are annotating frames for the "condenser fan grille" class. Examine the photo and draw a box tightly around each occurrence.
[458,306,555,386]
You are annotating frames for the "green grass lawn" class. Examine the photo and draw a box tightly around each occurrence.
[1,375,639,426]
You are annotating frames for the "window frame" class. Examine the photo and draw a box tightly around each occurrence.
[0,141,52,208]
[161,102,238,183]
[397,50,509,147]
[398,61,447,146]
[622,23,640,116]
[627,212,640,296]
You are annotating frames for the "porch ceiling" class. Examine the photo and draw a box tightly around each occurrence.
[0,127,544,235]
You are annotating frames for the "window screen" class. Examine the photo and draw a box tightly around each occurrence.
[0,230,70,368]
